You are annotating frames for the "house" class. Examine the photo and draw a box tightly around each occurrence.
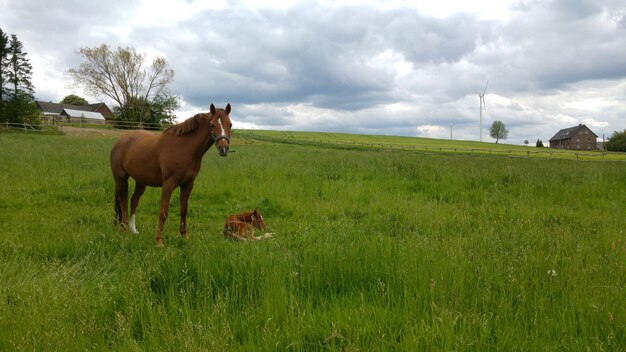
[549,124,598,150]
[36,101,114,124]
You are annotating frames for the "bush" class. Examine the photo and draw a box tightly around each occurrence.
[606,129,626,152]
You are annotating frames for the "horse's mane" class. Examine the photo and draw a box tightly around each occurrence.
[164,113,206,136]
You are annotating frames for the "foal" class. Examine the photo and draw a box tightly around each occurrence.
[223,209,273,241]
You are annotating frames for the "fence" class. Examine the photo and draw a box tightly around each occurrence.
[2,120,171,134]
[3,122,624,162]
[40,117,171,130]
[240,132,626,163]
[2,121,59,132]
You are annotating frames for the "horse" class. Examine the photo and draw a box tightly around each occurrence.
[223,208,273,241]
[110,103,232,247]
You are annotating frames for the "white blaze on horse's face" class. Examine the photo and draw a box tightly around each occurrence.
[209,103,232,156]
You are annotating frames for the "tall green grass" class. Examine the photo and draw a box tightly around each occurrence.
[1,130,625,350]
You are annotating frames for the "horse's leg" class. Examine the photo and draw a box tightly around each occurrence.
[129,183,146,234]
[224,220,246,241]
[179,181,195,239]
[240,222,255,240]
[156,181,176,247]
[114,177,130,230]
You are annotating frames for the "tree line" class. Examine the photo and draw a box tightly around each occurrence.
[1,27,179,127]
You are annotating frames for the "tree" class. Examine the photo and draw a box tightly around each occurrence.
[0,28,10,118]
[60,94,88,105]
[524,139,529,146]
[536,139,544,148]
[150,94,180,126]
[66,44,176,125]
[606,129,626,152]
[0,31,35,123]
[5,90,38,124]
[7,34,34,100]
[489,120,508,144]
[112,94,180,129]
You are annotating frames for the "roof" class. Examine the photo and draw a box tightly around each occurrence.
[61,108,105,120]
[549,124,598,142]
[36,101,112,118]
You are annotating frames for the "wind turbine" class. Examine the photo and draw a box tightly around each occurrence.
[450,122,455,140]
[478,81,488,142]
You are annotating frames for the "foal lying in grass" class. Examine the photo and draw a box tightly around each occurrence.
[223,209,274,241]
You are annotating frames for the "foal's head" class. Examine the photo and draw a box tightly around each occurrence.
[209,103,232,156]
[252,208,267,230]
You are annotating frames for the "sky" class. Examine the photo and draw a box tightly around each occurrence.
[1,0,625,144]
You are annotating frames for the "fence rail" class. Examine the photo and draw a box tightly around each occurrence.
[3,122,624,162]
[240,132,625,163]
[40,118,171,130]
[2,121,59,132]
[2,120,170,134]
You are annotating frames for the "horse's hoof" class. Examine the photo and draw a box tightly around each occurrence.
[156,239,164,248]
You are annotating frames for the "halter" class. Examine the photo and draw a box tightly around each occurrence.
[212,132,231,144]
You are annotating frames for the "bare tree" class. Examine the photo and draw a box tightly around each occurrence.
[67,44,175,123]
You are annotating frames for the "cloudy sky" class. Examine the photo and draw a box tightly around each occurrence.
[1,0,625,144]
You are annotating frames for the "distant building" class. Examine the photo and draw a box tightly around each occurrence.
[549,124,598,150]
[59,108,106,124]
[36,101,114,124]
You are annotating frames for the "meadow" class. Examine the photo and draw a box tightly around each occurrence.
[1,130,625,351]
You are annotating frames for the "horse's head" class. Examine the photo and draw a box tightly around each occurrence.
[209,103,232,156]
[252,208,267,230]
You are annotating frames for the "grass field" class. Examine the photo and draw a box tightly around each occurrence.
[237,129,626,162]
[1,130,625,350]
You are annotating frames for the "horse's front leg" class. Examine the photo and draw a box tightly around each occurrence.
[179,181,195,240]
[156,181,176,247]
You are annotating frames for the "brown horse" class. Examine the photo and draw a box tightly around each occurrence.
[223,209,273,241]
[110,103,232,247]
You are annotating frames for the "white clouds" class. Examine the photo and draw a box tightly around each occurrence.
[367,50,413,78]
[131,0,228,27]
[1,0,625,144]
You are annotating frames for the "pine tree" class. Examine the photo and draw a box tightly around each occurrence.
[0,28,10,119]
[4,33,36,123]
[7,34,34,100]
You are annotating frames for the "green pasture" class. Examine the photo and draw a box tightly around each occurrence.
[1,130,625,350]
[238,129,626,162]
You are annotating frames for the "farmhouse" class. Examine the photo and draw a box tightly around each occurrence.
[36,101,114,125]
[549,124,598,150]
